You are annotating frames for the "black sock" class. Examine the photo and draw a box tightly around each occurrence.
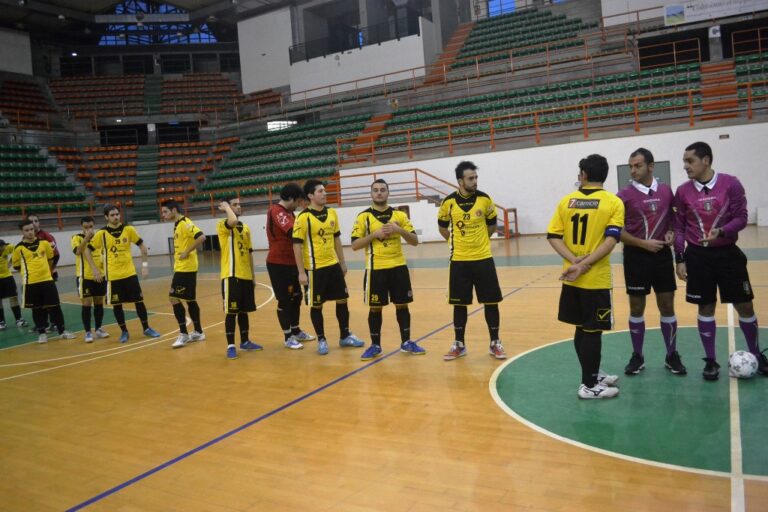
[580,328,602,387]
[336,301,350,339]
[94,304,104,329]
[225,314,236,345]
[453,306,467,344]
[276,299,292,340]
[32,308,46,333]
[81,305,92,332]
[135,302,150,331]
[114,305,127,331]
[172,302,187,334]
[237,312,249,343]
[187,301,202,333]
[368,308,382,346]
[290,294,302,335]
[11,305,22,321]
[50,306,65,334]
[484,304,500,343]
[310,307,325,340]
[395,305,411,343]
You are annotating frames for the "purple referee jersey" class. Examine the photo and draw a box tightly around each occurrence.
[673,172,747,254]
[617,179,674,241]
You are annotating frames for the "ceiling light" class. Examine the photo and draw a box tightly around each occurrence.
[207,15,217,23]
[176,31,183,37]
[136,21,143,27]
[71,52,78,56]
[17,0,25,6]
[118,33,126,39]
[84,27,91,34]
[57,14,66,21]
[115,119,122,123]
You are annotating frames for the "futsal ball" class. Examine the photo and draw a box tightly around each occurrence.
[728,351,758,379]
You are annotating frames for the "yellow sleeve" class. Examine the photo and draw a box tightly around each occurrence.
[126,226,140,245]
[547,199,566,236]
[437,197,451,224]
[332,209,340,235]
[71,235,81,254]
[189,219,202,237]
[396,211,415,233]
[292,213,306,241]
[44,241,54,260]
[350,212,367,240]
[485,196,497,221]
[11,247,20,269]
[608,196,625,228]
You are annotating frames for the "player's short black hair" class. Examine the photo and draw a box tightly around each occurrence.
[19,219,34,230]
[80,216,94,224]
[0,239,6,247]
[280,182,303,201]
[303,179,323,198]
[161,199,180,211]
[455,161,477,181]
[685,141,713,164]
[103,203,120,216]
[371,178,388,190]
[630,147,654,165]
[579,154,609,183]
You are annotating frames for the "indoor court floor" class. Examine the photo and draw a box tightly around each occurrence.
[1,226,767,511]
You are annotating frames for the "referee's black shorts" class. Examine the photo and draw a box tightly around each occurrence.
[622,245,677,296]
[684,244,754,305]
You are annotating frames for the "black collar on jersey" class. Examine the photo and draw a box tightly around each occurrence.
[104,224,125,237]
[307,207,328,221]
[20,239,40,250]
[367,206,394,223]
[578,187,604,196]
[174,216,187,228]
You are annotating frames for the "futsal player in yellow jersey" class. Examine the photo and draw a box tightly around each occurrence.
[217,197,263,360]
[293,179,365,355]
[547,154,625,399]
[11,219,74,343]
[72,216,109,343]
[0,239,27,330]
[86,204,160,343]
[351,179,424,360]
[161,200,206,349]
[438,161,506,361]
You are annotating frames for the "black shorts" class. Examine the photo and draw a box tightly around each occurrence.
[684,244,754,305]
[448,258,503,305]
[623,246,677,296]
[222,277,256,314]
[267,263,302,303]
[0,275,17,299]
[558,285,613,332]
[107,275,144,305]
[364,265,413,307]
[22,280,60,309]
[169,271,197,301]
[305,263,349,307]
[76,277,106,299]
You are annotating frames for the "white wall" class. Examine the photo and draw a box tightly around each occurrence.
[601,0,767,27]
[0,28,33,76]
[420,16,438,68]
[238,8,293,94]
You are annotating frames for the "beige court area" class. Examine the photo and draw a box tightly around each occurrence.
[1,228,768,511]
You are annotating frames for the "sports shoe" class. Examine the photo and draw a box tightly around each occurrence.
[443,342,467,361]
[60,331,76,340]
[757,350,768,376]
[94,328,109,338]
[119,331,129,343]
[37,333,48,344]
[0,321,6,330]
[284,336,304,350]
[665,351,687,375]
[240,340,263,351]
[489,340,507,359]
[16,319,28,328]
[702,358,720,381]
[189,331,205,342]
[227,345,238,359]
[172,333,190,349]
[84,331,94,343]
[597,371,619,387]
[578,383,619,399]
[317,339,329,355]
[339,333,364,347]
[361,344,383,360]
[144,327,161,338]
[624,352,645,375]
[400,340,425,355]
[293,330,315,342]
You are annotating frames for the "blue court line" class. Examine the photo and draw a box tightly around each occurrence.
[66,285,528,511]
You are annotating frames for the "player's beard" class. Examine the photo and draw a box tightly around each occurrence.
[373,199,387,208]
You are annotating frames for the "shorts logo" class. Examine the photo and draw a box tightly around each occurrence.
[743,281,751,294]
[596,308,611,321]
[568,199,600,209]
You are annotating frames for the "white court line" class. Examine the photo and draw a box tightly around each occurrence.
[0,283,275,381]
[488,329,768,483]
[728,304,745,512]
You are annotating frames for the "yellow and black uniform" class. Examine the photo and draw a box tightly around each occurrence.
[88,224,144,305]
[547,187,625,330]
[170,216,204,301]
[437,190,502,305]
[0,244,18,300]
[71,233,106,299]
[292,207,348,307]
[351,206,415,306]
[11,240,60,309]
[217,218,255,314]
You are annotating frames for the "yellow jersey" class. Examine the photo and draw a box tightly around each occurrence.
[292,207,341,270]
[88,224,142,281]
[217,219,253,280]
[351,207,414,270]
[0,245,13,279]
[172,216,204,273]
[71,233,104,280]
[546,187,625,289]
[437,190,497,261]
[12,240,54,285]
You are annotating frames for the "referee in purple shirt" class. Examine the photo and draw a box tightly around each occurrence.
[673,141,766,380]
[618,148,685,376]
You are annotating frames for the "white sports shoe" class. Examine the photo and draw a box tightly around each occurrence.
[578,383,619,399]
[172,333,190,349]
[597,371,619,387]
[60,331,76,340]
[189,331,205,342]
[37,333,48,344]
[84,331,94,343]
[0,321,6,330]
[94,327,110,338]
[284,336,304,350]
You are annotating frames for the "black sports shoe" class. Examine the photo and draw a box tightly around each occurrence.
[757,350,768,376]
[702,358,720,381]
[665,351,687,375]
[624,352,645,375]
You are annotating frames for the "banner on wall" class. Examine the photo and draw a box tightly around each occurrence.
[665,0,767,26]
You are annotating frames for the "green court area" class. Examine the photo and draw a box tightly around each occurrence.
[0,302,138,349]
[493,327,768,476]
